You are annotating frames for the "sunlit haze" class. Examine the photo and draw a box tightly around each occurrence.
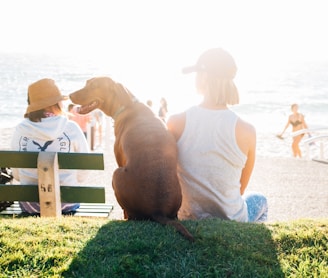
[1,0,328,113]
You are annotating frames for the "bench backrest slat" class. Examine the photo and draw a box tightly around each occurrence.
[0,151,104,170]
[0,185,38,201]
[58,153,104,170]
[61,186,105,202]
[0,185,105,203]
[0,151,39,168]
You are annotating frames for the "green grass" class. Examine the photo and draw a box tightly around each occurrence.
[0,217,327,277]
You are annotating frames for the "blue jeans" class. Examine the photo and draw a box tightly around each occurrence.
[243,192,268,222]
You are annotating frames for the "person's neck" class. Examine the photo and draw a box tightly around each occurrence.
[199,100,227,110]
[44,106,61,117]
[44,112,57,118]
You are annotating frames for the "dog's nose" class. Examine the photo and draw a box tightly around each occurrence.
[69,92,77,102]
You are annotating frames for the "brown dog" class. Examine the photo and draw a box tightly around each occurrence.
[70,77,194,241]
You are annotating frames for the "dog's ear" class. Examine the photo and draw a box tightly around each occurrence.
[115,82,139,103]
[121,86,138,103]
[126,89,139,103]
[85,78,96,86]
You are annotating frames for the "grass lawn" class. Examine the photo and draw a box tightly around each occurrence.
[0,217,327,277]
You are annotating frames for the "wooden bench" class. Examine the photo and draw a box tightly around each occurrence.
[0,151,113,217]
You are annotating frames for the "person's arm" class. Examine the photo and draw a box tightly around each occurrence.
[279,117,291,136]
[235,119,256,195]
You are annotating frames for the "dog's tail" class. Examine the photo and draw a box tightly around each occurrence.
[152,215,195,242]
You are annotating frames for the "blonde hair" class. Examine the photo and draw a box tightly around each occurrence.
[198,73,239,105]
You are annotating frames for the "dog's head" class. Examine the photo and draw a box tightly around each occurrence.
[70,77,133,118]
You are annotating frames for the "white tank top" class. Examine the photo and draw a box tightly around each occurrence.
[177,106,248,222]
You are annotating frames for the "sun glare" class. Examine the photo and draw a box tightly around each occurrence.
[1,0,328,109]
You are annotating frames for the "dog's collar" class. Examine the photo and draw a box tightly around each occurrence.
[112,106,126,120]
[112,98,138,120]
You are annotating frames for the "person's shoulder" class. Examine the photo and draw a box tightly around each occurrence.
[236,117,256,136]
[167,111,186,126]
[67,119,82,129]
[167,111,186,141]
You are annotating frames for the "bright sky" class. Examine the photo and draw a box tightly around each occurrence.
[1,0,327,60]
[1,0,328,110]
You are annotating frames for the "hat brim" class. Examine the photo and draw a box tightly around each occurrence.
[25,95,68,114]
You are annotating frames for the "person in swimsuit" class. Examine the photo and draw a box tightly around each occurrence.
[278,103,308,157]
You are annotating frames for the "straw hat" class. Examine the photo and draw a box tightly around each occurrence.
[25,78,68,114]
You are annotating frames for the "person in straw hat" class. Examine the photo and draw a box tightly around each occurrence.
[11,78,89,214]
[167,48,268,222]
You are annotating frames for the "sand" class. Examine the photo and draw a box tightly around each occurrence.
[2,126,328,223]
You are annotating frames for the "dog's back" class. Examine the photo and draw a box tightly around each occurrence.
[113,103,182,218]
[70,77,194,241]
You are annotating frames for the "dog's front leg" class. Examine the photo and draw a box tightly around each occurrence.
[123,210,129,219]
[112,167,136,220]
[114,142,127,167]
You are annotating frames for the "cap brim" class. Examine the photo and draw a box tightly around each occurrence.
[182,65,197,74]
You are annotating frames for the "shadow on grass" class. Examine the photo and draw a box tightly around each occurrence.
[63,219,284,277]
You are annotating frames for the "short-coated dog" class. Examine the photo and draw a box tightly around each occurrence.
[70,77,194,241]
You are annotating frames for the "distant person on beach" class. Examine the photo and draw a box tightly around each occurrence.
[146,99,153,108]
[158,97,168,122]
[11,78,89,214]
[68,103,91,138]
[146,99,157,114]
[278,103,308,158]
[92,109,104,149]
[167,48,268,223]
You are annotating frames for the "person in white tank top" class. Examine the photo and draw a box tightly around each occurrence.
[167,48,268,222]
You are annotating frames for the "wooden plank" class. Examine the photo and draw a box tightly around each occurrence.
[73,204,113,209]
[0,151,104,170]
[73,212,110,217]
[76,208,112,212]
[0,202,112,210]
[60,186,106,203]
[37,152,61,217]
[0,185,106,203]
[0,185,39,201]
[58,153,104,170]
[0,151,39,168]
[0,202,113,218]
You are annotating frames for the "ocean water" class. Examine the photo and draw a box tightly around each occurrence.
[1,52,327,158]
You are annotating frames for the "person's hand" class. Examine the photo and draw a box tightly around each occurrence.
[276,134,284,140]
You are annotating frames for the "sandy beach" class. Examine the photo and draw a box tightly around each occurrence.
[1,126,328,223]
